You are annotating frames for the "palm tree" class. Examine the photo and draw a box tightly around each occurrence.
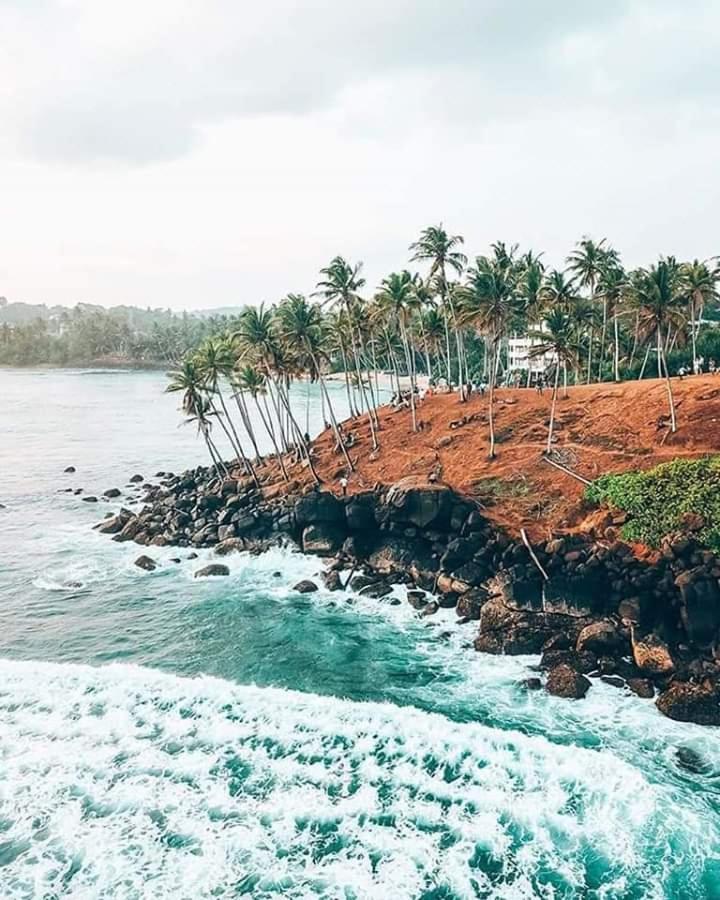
[410,224,467,391]
[567,237,618,382]
[628,260,686,432]
[315,256,379,449]
[459,243,522,458]
[276,293,354,470]
[529,310,578,452]
[376,270,420,430]
[596,263,628,382]
[194,338,259,485]
[680,259,719,369]
[232,364,290,481]
[166,360,228,475]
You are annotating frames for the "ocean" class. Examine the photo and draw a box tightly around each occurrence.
[1,368,719,899]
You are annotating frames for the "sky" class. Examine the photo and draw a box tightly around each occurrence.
[1,0,718,310]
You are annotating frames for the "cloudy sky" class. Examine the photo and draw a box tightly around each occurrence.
[1,0,718,310]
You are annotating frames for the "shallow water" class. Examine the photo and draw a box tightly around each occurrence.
[1,368,719,899]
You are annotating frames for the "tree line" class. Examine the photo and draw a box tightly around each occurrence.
[167,227,720,475]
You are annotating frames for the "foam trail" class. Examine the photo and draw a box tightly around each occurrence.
[0,659,717,899]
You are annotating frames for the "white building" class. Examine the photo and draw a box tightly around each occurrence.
[507,325,556,380]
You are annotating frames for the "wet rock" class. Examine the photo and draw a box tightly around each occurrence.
[81,496,98,503]
[656,682,720,725]
[627,678,655,699]
[97,512,130,534]
[217,524,237,542]
[344,493,376,531]
[499,574,543,612]
[576,620,624,656]
[194,563,230,578]
[129,473,144,483]
[519,677,543,691]
[302,523,344,555]
[64,466,76,473]
[421,601,440,617]
[455,589,487,620]
[359,581,393,599]
[540,649,597,674]
[134,555,157,571]
[546,664,591,699]
[103,488,121,499]
[187,552,199,560]
[293,579,319,593]
[632,634,675,677]
[407,590,428,610]
[367,537,434,578]
[600,675,626,689]
[170,558,181,564]
[675,746,713,775]
[350,574,382,592]
[323,570,344,592]
[113,517,142,542]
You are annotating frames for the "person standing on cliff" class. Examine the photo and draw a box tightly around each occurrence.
[339,476,348,497]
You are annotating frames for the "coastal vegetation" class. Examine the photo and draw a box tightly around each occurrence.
[585,456,720,551]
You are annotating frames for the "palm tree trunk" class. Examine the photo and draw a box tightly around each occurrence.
[638,344,651,380]
[253,393,289,481]
[658,325,677,432]
[547,363,561,453]
[613,313,620,382]
[400,321,417,431]
[272,374,321,483]
[597,298,607,382]
[488,339,500,458]
[586,326,594,384]
[690,298,698,371]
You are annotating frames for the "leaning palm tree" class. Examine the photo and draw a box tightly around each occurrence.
[232,364,290,481]
[458,243,522,458]
[276,293,354,470]
[315,256,379,449]
[628,260,686,432]
[375,270,420,430]
[194,338,259,486]
[166,361,228,475]
[410,224,467,390]
[680,259,719,369]
[529,310,578,453]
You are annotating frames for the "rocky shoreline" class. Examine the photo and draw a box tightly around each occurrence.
[94,466,720,726]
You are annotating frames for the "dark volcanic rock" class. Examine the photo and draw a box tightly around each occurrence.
[546,664,591,699]
[194,563,230,578]
[323,570,344,591]
[675,568,720,644]
[456,589,487,620]
[134,555,157,571]
[656,682,720,725]
[129,473,144,483]
[407,590,428,610]
[295,491,344,526]
[81,496,98,503]
[359,581,393,599]
[385,477,452,528]
[64,466,76,473]
[103,488,122,498]
[576,620,624,656]
[632,634,675,677]
[627,678,655,699]
[519,677,543,691]
[302,523,344,555]
[294,579,319,593]
[97,512,130,534]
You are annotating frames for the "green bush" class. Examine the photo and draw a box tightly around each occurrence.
[584,456,720,550]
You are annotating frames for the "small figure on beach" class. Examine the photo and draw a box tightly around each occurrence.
[339,476,348,497]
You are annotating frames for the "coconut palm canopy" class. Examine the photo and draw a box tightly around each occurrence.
[164,232,719,468]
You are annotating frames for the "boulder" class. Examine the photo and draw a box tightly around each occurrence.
[64,466,76,473]
[576,620,623,656]
[217,524,237,542]
[546,664,591,699]
[302,523,344,555]
[322,570,344,591]
[129,473,144,483]
[345,493,377,531]
[499,574,543,612]
[543,574,603,617]
[421,601,440,617]
[294,580,319,593]
[194,563,230,578]
[113,517,143,542]
[385,477,452,528]
[295,491,345,526]
[134,555,157,571]
[103,488,121,499]
[81,496,98,503]
[675,568,720,644]
[656,681,720,725]
[97,513,130,535]
[367,537,434,577]
[627,678,654,699]
[456,589,487,620]
[359,581,393,599]
[632,634,675,677]
[407,590,428,610]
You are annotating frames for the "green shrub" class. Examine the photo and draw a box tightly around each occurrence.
[584,456,720,550]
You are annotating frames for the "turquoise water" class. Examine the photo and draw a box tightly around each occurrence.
[1,368,720,899]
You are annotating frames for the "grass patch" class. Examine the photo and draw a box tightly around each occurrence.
[471,476,530,505]
[584,456,720,550]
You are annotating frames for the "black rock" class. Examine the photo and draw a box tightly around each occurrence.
[103,488,122,499]
[64,466,76,473]
[81,496,98,503]
[134,555,157,571]
[676,746,713,775]
[294,580,319,593]
[519,677,543,691]
[194,564,230,578]
[546,664,591,699]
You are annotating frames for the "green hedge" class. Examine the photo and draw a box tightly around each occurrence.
[584,456,720,550]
